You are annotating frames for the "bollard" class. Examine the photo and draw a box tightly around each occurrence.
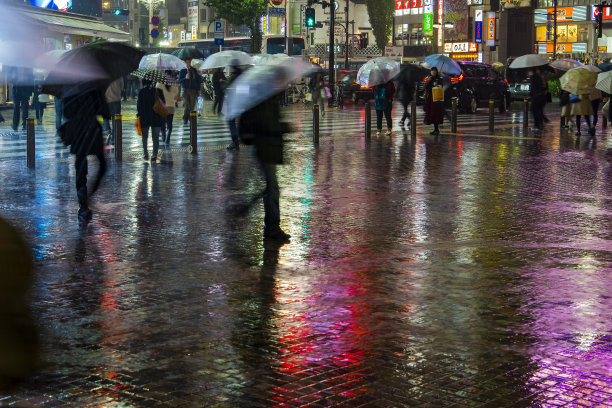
[189,111,197,154]
[313,104,320,144]
[523,99,529,133]
[365,102,372,140]
[26,118,35,168]
[113,114,122,160]
[451,97,458,133]
[489,100,495,133]
[411,88,418,138]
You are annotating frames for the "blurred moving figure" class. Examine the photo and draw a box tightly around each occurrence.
[58,82,109,224]
[0,217,37,391]
[9,67,34,132]
[178,58,202,125]
[226,61,243,151]
[102,78,124,145]
[156,71,180,145]
[309,71,325,117]
[212,67,226,115]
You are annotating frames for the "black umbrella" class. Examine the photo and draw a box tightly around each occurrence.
[171,47,204,60]
[42,40,145,96]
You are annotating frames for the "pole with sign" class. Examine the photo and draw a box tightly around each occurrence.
[213,20,224,51]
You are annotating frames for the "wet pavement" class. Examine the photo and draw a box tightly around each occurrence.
[0,101,611,407]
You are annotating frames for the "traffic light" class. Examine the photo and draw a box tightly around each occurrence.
[305,7,315,28]
[359,33,368,49]
[113,9,129,15]
[596,4,604,38]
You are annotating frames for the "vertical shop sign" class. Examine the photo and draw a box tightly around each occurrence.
[437,0,444,46]
[187,1,198,40]
[424,0,433,32]
[487,11,495,46]
[475,9,483,43]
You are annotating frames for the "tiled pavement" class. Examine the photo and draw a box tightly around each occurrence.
[0,101,611,407]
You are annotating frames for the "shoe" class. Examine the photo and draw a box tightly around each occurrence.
[575,131,581,136]
[399,121,405,127]
[376,130,381,135]
[589,127,596,136]
[143,153,149,160]
[263,230,291,243]
[11,125,17,132]
[430,130,439,135]
[386,129,392,136]
[37,119,42,125]
[150,156,157,161]
[77,207,92,223]
[227,144,239,151]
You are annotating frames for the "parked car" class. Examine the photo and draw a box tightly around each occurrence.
[418,61,511,113]
[506,68,531,101]
[335,70,374,104]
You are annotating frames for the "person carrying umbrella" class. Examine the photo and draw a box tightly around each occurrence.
[212,67,226,115]
[309,71,326,118]
[178,58,202,125]
[156,70,180,144]
[226,60,244,151]
[372,71,395,135]
[137,79,166,161]
[529,66,547,131]
[423,67,444,135]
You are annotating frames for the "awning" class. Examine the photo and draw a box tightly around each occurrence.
[26,10,130,41]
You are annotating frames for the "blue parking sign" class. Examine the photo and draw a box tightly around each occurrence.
[214,38,224,46]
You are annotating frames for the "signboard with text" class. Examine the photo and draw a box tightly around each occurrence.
[423,0,433,32]
[475,9,483,43]
[487,12,495,46]
[444,42,478,53]
[187,1,198,40]
[397,0,423,9]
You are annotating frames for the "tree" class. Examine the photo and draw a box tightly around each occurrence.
[203,0,268,54]
[365,0,395,54]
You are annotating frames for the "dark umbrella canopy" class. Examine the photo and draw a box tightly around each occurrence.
[42,40,145,96]
[599,62,612,72]
[171,47,204,60]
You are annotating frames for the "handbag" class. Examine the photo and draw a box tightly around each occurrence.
[569,94,581,103]
[135,116,142,136]
[432,86,444,102]
[153,89,169,117]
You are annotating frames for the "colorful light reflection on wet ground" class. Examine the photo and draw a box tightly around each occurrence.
[0,106,611,407]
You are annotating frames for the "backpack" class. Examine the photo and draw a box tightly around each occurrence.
[374,87,388,110]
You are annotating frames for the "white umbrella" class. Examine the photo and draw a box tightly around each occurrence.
[509,54,548,69]
[560,67,597,95]
[139,53,187,70]
[582,64,602,73]
[224,58,318,120]
[549,58,583,71]
[200,50,254,70]
[596,71,612,93]
[356,57,401,87]
[252,53,290,65]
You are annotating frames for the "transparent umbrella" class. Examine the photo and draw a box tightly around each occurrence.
[200,50,254,70]
[139,53,187,70]
[356,57,401,86]
[550,58,583,71]
[224,58,318,120]
[252,53,290,65]
[509,54,548,69]
[596,71,612,93]
[424,54,462,75]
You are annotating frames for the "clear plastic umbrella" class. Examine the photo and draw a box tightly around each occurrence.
[560,67,597,95]
[139,53,187,70]
[200,50,254,70]
[596,71,612,93]
[423,54,462,75]
[224,58,318,120]
[509,54,548,69]
[582,64,602,73]
[550,58,583,71]
[252,53,290,65]
[356,57,401,86]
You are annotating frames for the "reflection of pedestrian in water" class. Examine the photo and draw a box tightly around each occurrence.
[57,82,109,224]
[0,217,37,390]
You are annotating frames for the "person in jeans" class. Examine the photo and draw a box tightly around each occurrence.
[101,78,123,145]
[226,61,243,150]
[373,76,395,135]
[178,58,202,125]
[137,79,165,161]
[156,71,180,144]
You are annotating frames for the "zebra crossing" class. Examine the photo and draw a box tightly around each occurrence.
[0,101,528,161]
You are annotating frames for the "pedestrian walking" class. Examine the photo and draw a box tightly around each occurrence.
[559,90,575,130]
[212,67,226,115]
[589,88,602,135]
[178,58,202,125]
[570,92,593,137]
[373,79,395,135]
[529,67,547,131]
[9,67,34,132]
[101,78,123,145]
[33,81,48,125]
[137,79,165,161]
[226,61,243,151]
[56,82,108,224]
[309,71,326,118]
[156,71,180,145]
[397,74,415,128]
[423,67,444,135]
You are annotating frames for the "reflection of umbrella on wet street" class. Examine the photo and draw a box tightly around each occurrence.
[424,54,461,75]
[550,58,583,71]
[357,57,401,86]
[224,58,318,120]
[43,40,145,96]
[132,68,178,85]
[509,54,548,69]
[171,47,204,60]
[560,67,597,95]
[596,71,612,93]
[139,53,186,70]
[200,50,254,70]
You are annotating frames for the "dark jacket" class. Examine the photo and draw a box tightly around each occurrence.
[178,66,202,91]
[212,70,226,93]
[241,94,290,164]
[559,90,570,107]
[529,73,546,104]
[137,86,165,128]
[58,84,109,156]
[397,79,415,103]
[226,66,243,89]
[424,74,444,125]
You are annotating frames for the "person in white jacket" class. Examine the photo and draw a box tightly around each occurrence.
[156,71,181,144]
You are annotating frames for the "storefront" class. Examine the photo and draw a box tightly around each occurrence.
[394,0,434,51]
[444,42,482,61]
[534,6,591,59]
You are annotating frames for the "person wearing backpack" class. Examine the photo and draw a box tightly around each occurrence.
[373,79,395,135]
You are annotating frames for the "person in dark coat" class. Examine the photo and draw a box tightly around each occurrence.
[226,61,244,151]
[212,67,226,115]
[529,67,546,131]
[58,82,109,223]
[397,72,415,128]
[178,58,202,125]
[423,67,444,135]
[9,67,34,132]
[137,79,165,161]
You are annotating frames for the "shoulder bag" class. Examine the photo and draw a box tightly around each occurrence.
[153,89,169,118]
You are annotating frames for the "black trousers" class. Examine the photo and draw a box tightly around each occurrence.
[213,91,224,115]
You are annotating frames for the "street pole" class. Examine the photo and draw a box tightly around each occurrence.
[328,1,335,107]
[553,0,557,59]
[345,0,349,69]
